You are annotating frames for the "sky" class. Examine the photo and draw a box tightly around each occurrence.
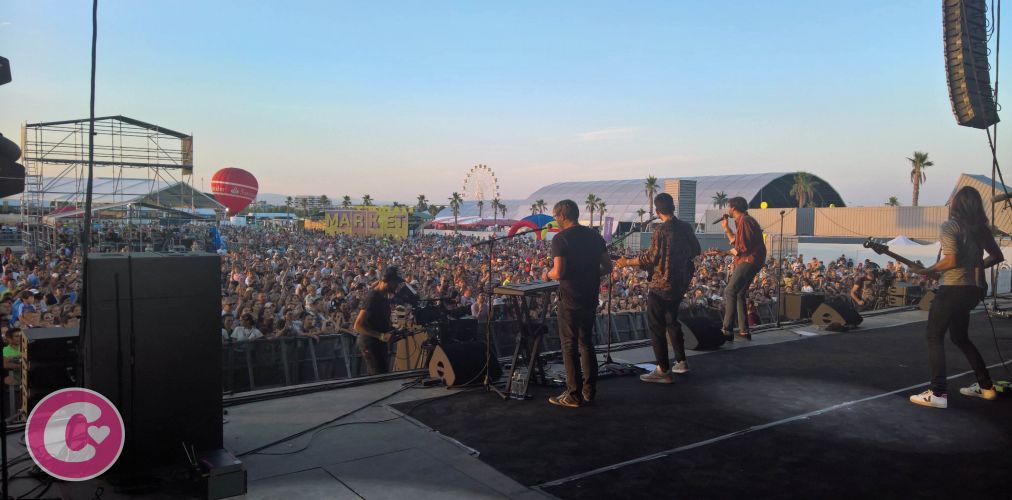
[1,0,1009,207]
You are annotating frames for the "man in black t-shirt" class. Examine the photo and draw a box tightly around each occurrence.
[545,199,611,408]
[353,266,404,375]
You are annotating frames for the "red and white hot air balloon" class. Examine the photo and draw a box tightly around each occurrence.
[211,167,259,214]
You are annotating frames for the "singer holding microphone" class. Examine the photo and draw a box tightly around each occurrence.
[707,197,765,341]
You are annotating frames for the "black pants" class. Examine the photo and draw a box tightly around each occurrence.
[723,261,759,334]
[356,334,389,376]
[926,286,992,394]
[646,290,687,372]
[558,306,597,401]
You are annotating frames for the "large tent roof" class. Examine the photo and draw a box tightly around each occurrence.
[435,172,846,225]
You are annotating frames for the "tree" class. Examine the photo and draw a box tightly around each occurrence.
[530,202,539,216]
[908,151,933,207]
[645,175,659,218]
[341,195,352,208]
[319,195,330,209]
[585,194,599,228]
[299,198,309,217]
[285,196,293,216]
[416,194,428,212]
[535,199,547,214]
[491,197,502,226]
[362,194,373,206]
[790,172,820,208]
[597,200,607,231]
[636,208,646,224]
[886,196,900,207]
[712,191,729,209]
[428,205,443,217]
[449,192,464,233]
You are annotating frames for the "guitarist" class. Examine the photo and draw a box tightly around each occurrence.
[707,197,766,341]
[907,186,1003,409]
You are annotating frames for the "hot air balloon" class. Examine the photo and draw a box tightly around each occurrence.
[211,167,258,215]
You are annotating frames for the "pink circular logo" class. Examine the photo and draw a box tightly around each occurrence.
[25,388,125,481]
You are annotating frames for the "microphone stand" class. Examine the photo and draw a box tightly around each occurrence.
[600,217,657,370]
[471,225,554,400]
[775,210,786,328]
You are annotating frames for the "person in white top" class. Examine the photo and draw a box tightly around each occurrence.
[230,313,264,342]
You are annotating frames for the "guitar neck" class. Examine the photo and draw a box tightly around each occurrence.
[882,250,919,269]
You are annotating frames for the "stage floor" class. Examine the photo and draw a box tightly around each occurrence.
[397,312,1012,500]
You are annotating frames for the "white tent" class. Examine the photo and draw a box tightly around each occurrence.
[886,235,921,246]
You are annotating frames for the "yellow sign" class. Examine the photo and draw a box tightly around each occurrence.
[323,206,410,239]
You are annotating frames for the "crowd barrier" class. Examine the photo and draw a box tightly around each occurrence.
[220,311,657,395]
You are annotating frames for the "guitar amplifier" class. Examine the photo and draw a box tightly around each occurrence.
[888,283,923,299]
[20,327,79,415]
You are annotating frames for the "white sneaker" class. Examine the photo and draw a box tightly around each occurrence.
[640,367,673,384]
[672,361,689,374]
[909,390,947,409]
[959,383,998,400]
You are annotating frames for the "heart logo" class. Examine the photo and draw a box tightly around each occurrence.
[88,426,110,445]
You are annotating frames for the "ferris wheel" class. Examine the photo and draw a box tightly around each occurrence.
[461,164,500,202]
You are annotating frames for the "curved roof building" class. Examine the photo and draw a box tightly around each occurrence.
[506,172,845,224]
[433,172,845,227]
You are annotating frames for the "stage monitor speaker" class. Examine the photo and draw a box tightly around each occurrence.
[812,300,863,328]
[888,283,923,299]
[779,293,825,321]
[428,341,500,388]
[679,317,726,350]
[83,252,222,468]
[919,290,936,311]
[944,0,999,129]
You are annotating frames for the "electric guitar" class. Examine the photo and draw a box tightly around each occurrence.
[861,239,925,270]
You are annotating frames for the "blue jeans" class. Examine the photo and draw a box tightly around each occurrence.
[722,261,759,334]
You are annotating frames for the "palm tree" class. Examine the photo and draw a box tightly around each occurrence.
[645,175,659,218]
[636,208,646,224]
[584,194,599,228]
[285,196,293,216]
[886,196,900,207]
[299,198,309,217]
[491,197,502,226]
[790,172,820,208]
[362,194,373,206]
[449,192,464,233]
[341,195,352,208]
[416,194,428,212]
[477,199,485,219]
[597,200,607,231]
[319,195,330,209]
[530,203,539,216]
[535,199,547,214]
[908,151,933,207]
[712,191,729,209]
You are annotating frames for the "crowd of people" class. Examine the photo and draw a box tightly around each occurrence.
[0,221,939,350]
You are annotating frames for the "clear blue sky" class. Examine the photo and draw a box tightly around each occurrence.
[1,0,1008,206]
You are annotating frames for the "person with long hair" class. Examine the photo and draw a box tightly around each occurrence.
[908,186,1003,408]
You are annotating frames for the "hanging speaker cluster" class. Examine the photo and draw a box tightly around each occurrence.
[944,0,1000,129]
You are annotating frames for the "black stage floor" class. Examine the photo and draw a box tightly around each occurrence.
[395,315,1012,499]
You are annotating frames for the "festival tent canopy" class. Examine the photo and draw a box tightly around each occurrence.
[886,235,921,246]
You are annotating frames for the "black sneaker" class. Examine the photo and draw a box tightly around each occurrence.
[582,392,595,406]
[549,392,581,408]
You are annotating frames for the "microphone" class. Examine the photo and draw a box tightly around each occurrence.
[992,191,1012,203]
[711,214,729,225]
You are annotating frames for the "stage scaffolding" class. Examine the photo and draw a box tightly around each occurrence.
[19,116,194,252]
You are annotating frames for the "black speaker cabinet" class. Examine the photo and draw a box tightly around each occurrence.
[679,317,726,350]
[888,283,923,299]
[779,293,825,321]
[428,342,500,388]
[944,0,1000,129]
[83,252,221,467]
[21,327,78,415]
[812,300,863,328]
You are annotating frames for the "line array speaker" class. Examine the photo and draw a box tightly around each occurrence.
[944,0,1000,129]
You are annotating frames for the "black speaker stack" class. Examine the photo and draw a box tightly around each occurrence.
[779,293,826,321]
[811,298,863,329]
[82,252,223,468]
[943,0,1000,129]
[20,327,78,416]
